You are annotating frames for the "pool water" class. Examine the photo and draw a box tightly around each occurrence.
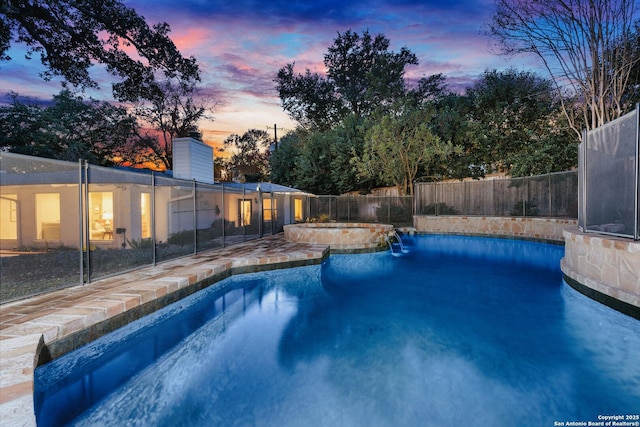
[34,235,640,426]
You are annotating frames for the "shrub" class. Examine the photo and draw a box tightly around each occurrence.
[167,230,195,246]
[127,238,153,249]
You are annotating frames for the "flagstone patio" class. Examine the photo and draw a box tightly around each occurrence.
[0,234,329,426]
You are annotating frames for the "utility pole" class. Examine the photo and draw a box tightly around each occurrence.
[267,123,279,151]
[274,123,278,151]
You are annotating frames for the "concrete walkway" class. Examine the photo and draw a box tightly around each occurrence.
[0,234,329,426]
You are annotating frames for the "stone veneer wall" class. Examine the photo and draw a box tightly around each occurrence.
[413,215,576,242]
[284,223,393,251]
[562,228,640,314]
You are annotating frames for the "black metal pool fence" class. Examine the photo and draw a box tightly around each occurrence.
[1,151,583,303]
[414,170,578,219]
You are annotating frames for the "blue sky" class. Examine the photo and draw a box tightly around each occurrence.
[0,0,541,153]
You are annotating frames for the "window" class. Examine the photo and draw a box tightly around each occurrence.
[239,199,252,226]
[89,192,113,241]
[141,193,151,239]
[0,195,18,239]
[294,198,303,222]
[263,197,277,222]
[36,193,61,240]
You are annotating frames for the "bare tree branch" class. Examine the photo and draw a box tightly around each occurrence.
[488,0,640,138]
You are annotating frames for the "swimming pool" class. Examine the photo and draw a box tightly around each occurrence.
[34,235,640,426]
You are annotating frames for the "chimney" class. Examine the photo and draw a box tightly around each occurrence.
[172,136,214,183]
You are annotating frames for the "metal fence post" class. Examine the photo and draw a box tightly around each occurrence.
[413,183,417,216]
[635,104,640,240]
[193,179,197,254]
[221,183,226,248]
[83,161,91,284]
[271,192,275,235]
[151,172,156,266]
[78,159,84,286]
[548,174,552,217]
[242,187,246,241]
[258,185,263,238]
[581,129,588,232]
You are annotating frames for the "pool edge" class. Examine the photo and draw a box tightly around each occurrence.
[562,272,640,320]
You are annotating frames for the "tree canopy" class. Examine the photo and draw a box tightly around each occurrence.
[0,88,214,170]
[0,0,200,102]
[0,90,138,165]
[464,69,576,176]
[220,129,272,182]
[271,28,583,195]
[357,106,453,196]
[133,79,214,170]
[271,67,579,194]
[488,0,640,136]
[275,30,418,131]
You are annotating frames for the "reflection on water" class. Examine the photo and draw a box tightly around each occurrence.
[36,236,640,427]
[34,277,265,427]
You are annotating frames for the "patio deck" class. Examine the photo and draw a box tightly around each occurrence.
[0,234,329,426]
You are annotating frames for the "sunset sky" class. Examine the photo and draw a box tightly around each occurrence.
[0,0,542,156]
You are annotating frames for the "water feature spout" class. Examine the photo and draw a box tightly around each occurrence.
[385,231,409,257]
[394,231,409,254]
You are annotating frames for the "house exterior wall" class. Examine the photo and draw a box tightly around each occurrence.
[0,184,82,250]
[0,182,149,250]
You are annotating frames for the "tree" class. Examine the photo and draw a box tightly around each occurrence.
[268,118,372,195]
[465,69,576,175]
[0,90,138,165]
[328,114,369,194]
[325,30,418,118]
[222,129,271,182]
[428,92,485,180]
[269,131,302,187]
[619,20,640,107]
[273,30,424,194]
[294,131,338,194]
[275,65,344,131]
[214,156,232,182]
[413,74,449,101]
[488,0,640,136]
[0,0,199,102]
[133,78,214,170]
[275,30,418,130]
[357,106,453,196]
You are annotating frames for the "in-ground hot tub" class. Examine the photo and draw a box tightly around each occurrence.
[283,222,393,251]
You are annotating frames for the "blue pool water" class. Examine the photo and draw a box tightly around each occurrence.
[34,235,640,426]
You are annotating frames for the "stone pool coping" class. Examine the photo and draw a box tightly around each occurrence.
[0,234,330,427]
[561,227,640,319]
